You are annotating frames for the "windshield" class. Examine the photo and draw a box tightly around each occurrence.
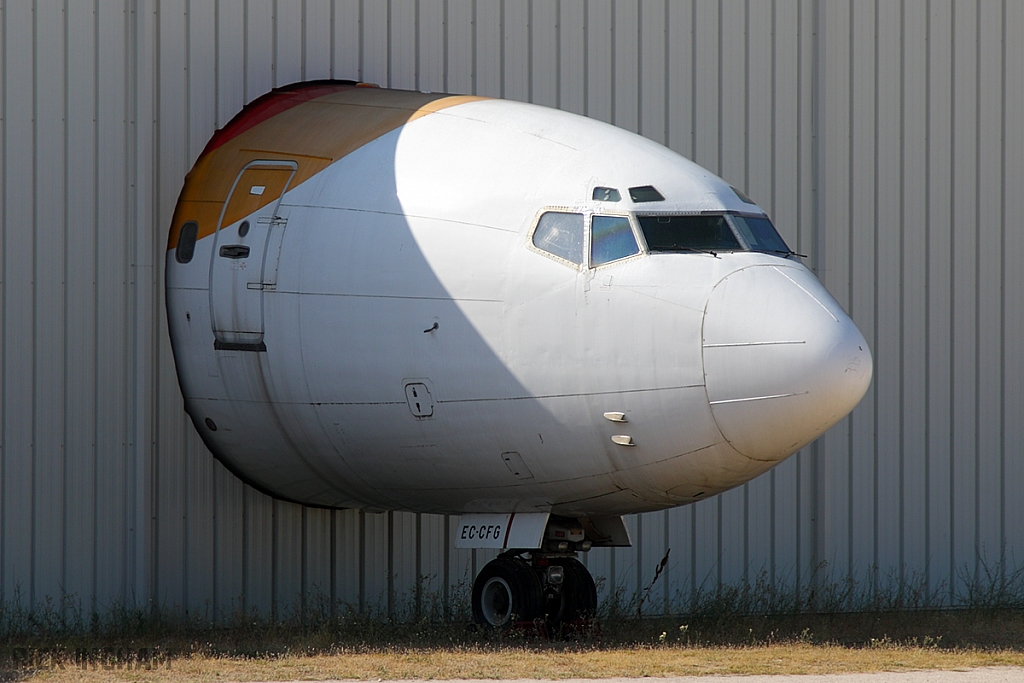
[591,215,640,265]
[728,214,792,254]
[637,214,742,252]
[637,212,793,256]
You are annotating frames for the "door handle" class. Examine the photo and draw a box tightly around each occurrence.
[219,244,250,259]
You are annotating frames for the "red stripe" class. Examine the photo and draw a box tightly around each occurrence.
[502,512,516,549]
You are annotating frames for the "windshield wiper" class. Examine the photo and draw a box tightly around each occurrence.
[670,245,720,258]
[770,249,807,258]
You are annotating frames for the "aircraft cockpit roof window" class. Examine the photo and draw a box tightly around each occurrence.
[628,185,665,202]
[638,214,742,253]
[731,185,757,205]
[592,187,621,202]
[532,211,584,265]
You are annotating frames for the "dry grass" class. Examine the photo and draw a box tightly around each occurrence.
[6,609,1024,682]
[17,643,1024,682]
[6,566,1024,682]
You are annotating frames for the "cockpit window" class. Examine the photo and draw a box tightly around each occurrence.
[593,186,621,202]
[730,185,756,205]
[591,215,639,266]
[728,214,791,254]
[638,214,742,252]
[628,185,665,202]
[533,211,584,264]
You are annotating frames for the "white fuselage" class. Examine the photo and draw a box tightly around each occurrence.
[166,93,872,516]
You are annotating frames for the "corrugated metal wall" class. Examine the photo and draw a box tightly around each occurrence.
[1,0,1021,619]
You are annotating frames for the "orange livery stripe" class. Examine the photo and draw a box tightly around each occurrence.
[168,85,486,250]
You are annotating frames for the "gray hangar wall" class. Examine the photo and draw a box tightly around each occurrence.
[1,0,1021,619]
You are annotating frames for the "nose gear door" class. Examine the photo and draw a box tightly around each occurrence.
[209,160,298,349]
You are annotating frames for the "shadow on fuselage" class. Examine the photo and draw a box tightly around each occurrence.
[188,121,592,514]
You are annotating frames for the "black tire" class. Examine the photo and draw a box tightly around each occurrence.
[472,556,544,627]
[544,558,598,627]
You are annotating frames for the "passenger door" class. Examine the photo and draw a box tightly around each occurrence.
[209,160,298,349]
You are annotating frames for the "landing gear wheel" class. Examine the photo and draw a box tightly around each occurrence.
[472,556,544,627]
[545,558,598,629]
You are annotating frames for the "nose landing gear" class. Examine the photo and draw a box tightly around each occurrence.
[460,513,628,631]
[471,553,598,630]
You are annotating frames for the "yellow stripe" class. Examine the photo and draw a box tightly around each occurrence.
[168,90,487,250]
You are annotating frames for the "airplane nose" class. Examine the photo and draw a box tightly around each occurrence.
[702,265,872,461]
